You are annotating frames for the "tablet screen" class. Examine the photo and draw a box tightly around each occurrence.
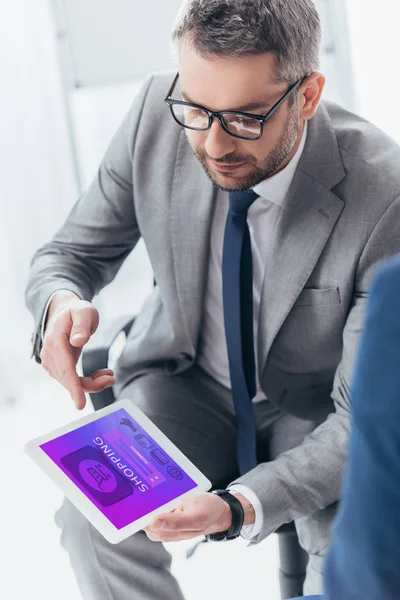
[40,407,197,530]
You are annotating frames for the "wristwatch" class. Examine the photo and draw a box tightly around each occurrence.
[205,489,245,542]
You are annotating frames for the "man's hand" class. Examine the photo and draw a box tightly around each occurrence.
[144,491,255,542]
[40,291,115,410]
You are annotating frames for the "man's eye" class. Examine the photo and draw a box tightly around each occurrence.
[229,115,259,128]
[239,117,256,126]
[185,108,207,122]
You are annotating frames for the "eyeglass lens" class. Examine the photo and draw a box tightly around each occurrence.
[171,104,262,140]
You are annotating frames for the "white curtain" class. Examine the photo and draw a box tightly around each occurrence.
[0,0,78,362]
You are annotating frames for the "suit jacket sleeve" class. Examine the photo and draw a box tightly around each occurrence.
[323,253,400,600]
[231,195,400,543]
[25,76,155,362]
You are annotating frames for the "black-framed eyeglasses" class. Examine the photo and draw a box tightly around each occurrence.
[164,72,308,141]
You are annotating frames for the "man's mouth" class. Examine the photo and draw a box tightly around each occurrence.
[210,161,247,172]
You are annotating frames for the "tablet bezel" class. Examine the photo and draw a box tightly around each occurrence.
[24,398,212,544]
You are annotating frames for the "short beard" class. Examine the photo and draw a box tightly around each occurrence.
[193,103,302,192]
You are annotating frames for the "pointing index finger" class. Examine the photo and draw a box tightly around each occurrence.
[56,333,87,409]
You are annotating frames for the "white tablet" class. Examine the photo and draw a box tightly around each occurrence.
[25,398,211,544]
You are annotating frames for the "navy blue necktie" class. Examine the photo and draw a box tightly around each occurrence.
[223,190,259,475]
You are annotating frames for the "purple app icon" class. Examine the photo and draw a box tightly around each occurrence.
[61,446,134,507]
[150,448,169,466]
[134,434,154,449]
[79,459,118,493]
[167,465,183,480]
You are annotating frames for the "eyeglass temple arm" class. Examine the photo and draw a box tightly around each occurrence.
[259,76,307,124]
[165,73,180,101]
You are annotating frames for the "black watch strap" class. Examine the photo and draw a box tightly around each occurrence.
[205,489,245,542]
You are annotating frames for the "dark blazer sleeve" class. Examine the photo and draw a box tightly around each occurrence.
[323,252,400,599]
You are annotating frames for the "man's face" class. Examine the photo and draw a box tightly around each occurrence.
[178,41,303,192]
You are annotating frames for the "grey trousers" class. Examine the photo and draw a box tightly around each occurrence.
[54,366,326,599]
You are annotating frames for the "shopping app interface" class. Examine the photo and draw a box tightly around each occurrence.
[40,408,197,529]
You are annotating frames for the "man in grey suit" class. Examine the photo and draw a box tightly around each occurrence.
[26,0,400,597]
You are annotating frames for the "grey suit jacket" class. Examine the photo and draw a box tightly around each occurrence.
[26,72,400,554]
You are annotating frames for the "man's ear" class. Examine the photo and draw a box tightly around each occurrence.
[299,72,326,120]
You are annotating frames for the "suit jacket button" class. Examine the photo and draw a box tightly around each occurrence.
[166,359,178,373]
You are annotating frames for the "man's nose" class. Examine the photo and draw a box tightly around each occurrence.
[204,119,236,160]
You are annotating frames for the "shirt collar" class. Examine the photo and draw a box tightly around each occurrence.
[253,121,308,206]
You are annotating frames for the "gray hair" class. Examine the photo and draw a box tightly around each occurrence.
[172,0,321,84]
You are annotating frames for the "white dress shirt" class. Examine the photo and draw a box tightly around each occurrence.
[198,123,308,538]
[41,124,307,540]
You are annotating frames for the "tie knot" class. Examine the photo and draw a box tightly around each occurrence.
[228,190,259,215]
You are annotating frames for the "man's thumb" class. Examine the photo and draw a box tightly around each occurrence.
[70,321,91,347]
[69,304,98,347]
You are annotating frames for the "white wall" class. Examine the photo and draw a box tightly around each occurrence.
[346,0,400,144]
[0,0,78,363]
[56,0,183,86]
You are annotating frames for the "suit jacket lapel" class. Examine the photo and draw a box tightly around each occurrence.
[258,103,346,375]
[170,132,216,353]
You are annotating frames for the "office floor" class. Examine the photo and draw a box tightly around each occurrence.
[2,356,280,600]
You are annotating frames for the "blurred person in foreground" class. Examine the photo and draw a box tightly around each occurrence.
[26,0,400,597]
[292,253,400,599]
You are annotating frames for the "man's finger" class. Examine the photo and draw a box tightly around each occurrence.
[81,375,115,393]
[91,369,115,379]
[54,334,87,408]
[145,529,204,543]
[70,332,89,348]
[144,529,163,542]
[70,305,98,347]
[150,512,206,532]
